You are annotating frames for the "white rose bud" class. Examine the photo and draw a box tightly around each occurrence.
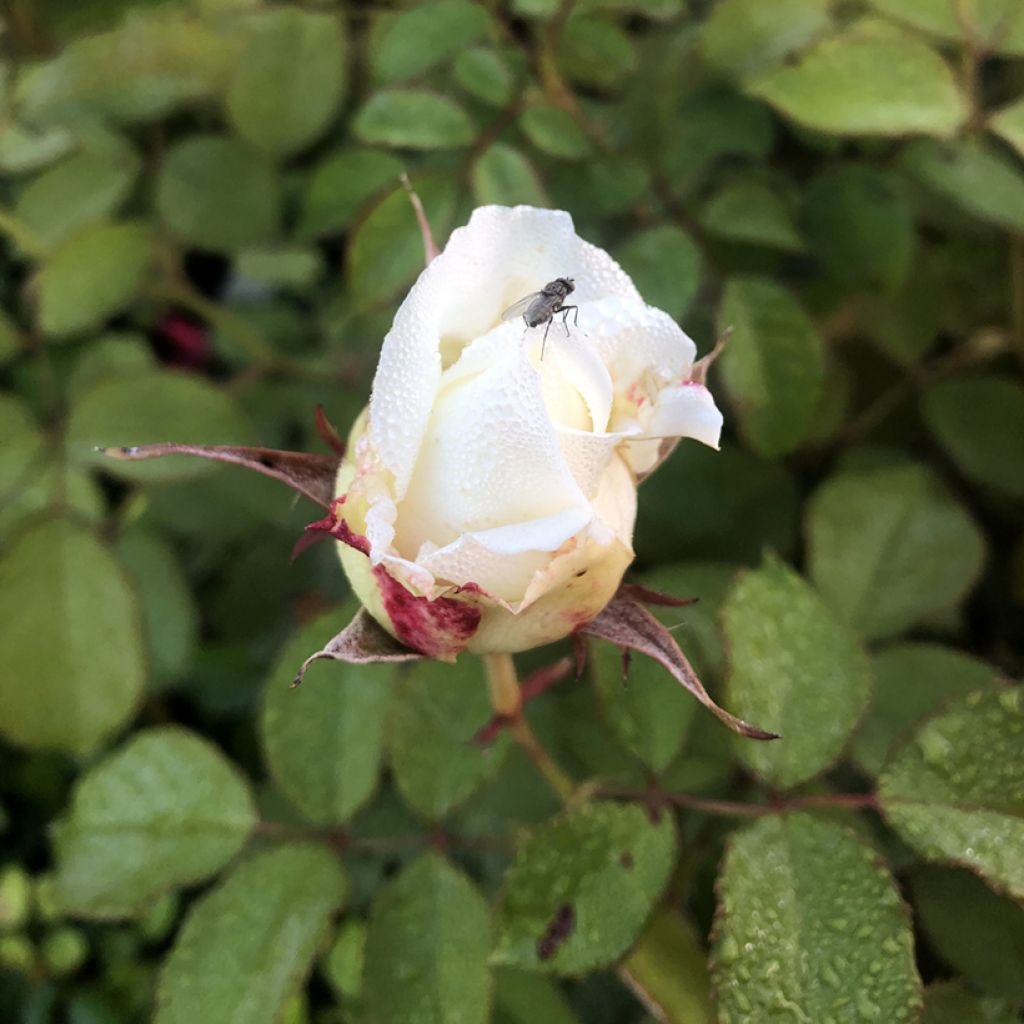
[330,205,723,657]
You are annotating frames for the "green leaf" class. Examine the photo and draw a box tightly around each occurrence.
[372,0,491,85]
[36,221,152,338]
[803,164,914,289]
[493,968,580,1024]
[0,311,21,366]
[620,910,713,1024]
[518,105,592,161]
[347,177,458,306]
[990,94,1024,160]
[226,9,347,158]
[364,852,491,1024]
[0,393,44,501]
[717,277,825,457]
[0,122,75,174]
[14,146,138,249]
[745,19,967,137]
[879,686,1024,900]
[699,0,832,78]
[15,9,233,124]
[851,643,1001,778]
[866,0,1024,56]
[321,919,366,1002]
[297,148,404,240]
[591,635,696,774]
[615,225,702,321]
[353,91,476,149]
[712,814,921,1024]
[806,463,987,640]
[921,373,1024,499]
[54,727,256,918]
[155,844,348,1024]
[115,527,198,686]
[454,47,516,108]
[261,611,394,825]
[387,658,509,820]
[0,456,104,542]
[156,135,280,251]
[234,246,324,292]
[557,13,637,91]
[66,371,254,483]
[472,145,547,207]
[901,138,1024,234]
[494,803,676,974]
[721,555,871,789]
[0,518,144,755]
[910,865,1024,1001]
[700,179,804,252]
[923,981,1021,1024]
[66,332,156,400]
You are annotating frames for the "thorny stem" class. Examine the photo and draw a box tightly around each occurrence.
[602,786,880,818]
[484,653,575,801]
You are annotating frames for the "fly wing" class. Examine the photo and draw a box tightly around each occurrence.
[501,291,542,322]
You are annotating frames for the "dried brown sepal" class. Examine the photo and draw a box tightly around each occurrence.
[400,172,440,264]
[98,443,339,509]
[579,590,779,741]
[314,405,347,456]
[620,583,699,608]
[291,607,421,687]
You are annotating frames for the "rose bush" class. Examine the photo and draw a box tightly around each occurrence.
[331,205,723,656]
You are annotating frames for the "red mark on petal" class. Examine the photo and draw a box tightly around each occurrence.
[374,567,480,660]
[293,497,370,561]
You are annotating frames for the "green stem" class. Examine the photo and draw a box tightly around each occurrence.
[483,653,574,801]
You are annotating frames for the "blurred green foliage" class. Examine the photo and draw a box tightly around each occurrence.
[1,0,1023,1021]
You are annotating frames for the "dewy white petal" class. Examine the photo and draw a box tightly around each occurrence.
[370,205,641,499]
[648,382,724,450]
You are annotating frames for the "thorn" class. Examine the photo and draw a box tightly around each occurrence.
[314,405,346,457]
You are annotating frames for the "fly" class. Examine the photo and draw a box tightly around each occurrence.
[501,277,578,358]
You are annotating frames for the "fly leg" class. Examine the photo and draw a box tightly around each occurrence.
[540,318,552,360]
[559,305,578,336]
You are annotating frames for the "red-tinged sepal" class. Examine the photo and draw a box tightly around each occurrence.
[620,582,699,608]
[293,497,370,561]
[291,607,421,687]
[579,589,779,741]
[99,443,339,508]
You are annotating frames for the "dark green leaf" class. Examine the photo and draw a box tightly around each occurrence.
[901,138,1024,233]
[347,178,458,306]
[923,981,1020,1024]
[54,727,256,918]
[297,148,404,239]
[388,658,509,820]
[156,135,280,251]
[364,853,491,1024]
[15,146,138,249]
[36,221,152,338]
[921,374,1024,499]
[353,91,476,149]
[866,0,1024,56]
[615,225,702,321]
[66,371,254,483]
[226,9,347,158]
[234,246,323,292]
[493,968,580,1024]
[717,276,825,456]
[700,179,804,252]
[990,94,1024,159]
[0,518,144,755]
[557,14,636,91]
[155,844,348,1024]
[910,866,1024,1001]
[746,19,966,137]
[372,0,491,85]
[66,332,156,400]
[851,643,1001,777]
[721,555,871,789]
[806,463,986,640]
[879,686,1024,900]
[494,802,676,974]
[0,393,43,501]
[472,145,547,207]
[700,0,832,77]
[804,164,914,289]
[454,47,516,108]
[518,105,592,161]
[712,814,920,1023]
[321,919,366,1002]
[261,611,394,825]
